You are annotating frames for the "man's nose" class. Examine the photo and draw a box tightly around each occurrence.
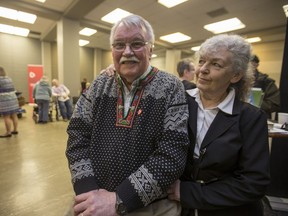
[122,44,133,55]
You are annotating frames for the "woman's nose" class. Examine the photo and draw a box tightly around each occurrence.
[200,62,211,73]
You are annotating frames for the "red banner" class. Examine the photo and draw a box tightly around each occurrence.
[27,65,43,103]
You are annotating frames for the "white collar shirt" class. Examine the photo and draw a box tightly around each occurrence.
[121,65,152,117]
[186,88,236,158]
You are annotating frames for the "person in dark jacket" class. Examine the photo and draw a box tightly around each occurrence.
[33,76,52,124]
[251,54,280,119]
[167,34,270,216]
[177,58,197,90]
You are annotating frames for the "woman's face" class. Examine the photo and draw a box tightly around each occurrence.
[195,48,242,96]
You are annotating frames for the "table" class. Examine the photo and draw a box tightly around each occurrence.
[269,132,288,138]
[266,128,288,211]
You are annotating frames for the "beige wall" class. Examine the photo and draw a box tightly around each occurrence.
[251,41,284,87]
[0,33,42,100]
[80,47,94,83]
[151,57,166,72]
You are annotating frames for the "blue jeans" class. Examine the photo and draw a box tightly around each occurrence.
[58,99,72,120]
[36,99,50,122]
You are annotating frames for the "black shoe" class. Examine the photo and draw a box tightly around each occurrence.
[11,131,18,135]
[0,134,12,138]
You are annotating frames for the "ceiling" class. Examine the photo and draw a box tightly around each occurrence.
[1,0,288,57]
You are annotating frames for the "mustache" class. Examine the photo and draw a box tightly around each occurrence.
[119,56,140,64]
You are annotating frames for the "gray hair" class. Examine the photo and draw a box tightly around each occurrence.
[196,34,254,101]
[109,15,155,46]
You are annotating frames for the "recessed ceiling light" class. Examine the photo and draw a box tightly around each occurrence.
[36,0,46,3]
[79,27,97,36]
[0,24,29,37]
[18,11,37,24]
[79,39,89,46]
[101,8,132,24]
[245,37,261,43]
[160,32,191,43]
[191,46,200,51]
[0,6,37,24]
[204,17,245,34]
[283,4,288,17]
[157,0,188,8]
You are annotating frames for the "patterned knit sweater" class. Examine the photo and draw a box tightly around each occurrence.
[66,67,189,212]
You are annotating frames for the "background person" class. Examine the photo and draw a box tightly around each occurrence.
[251,54,280,119]
[66,14,189,216]
[176,58,196,90]
[0,66,19,138]
[167,34,270,216]
[33,76,52,124]
[51,79,73,122]
[80,78,87,94]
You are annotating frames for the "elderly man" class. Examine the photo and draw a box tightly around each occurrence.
[176,58,196,90]
[66,15,189,216]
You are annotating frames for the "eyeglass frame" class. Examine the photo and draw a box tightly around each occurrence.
[111,41,150,52]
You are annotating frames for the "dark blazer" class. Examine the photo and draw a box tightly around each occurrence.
[182,80,196,90]
[180,94,270,216]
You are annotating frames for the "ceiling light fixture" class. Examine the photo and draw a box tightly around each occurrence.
[0,24,29,37]
[79,27,97,36]
[157,0,188,8]
[0,6,37,24]
[79,39,90,46]
[191,46,200,51]
[160,32,191,43]
[245,37,261,43]
[36,0,46,3]
[18,11,37,24]
[152,54,158,58]
[101,8,132,24]
[283,4,288,17]
[204,17,245,34]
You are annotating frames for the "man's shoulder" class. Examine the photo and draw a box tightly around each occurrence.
[155,70,182,84]
[257,71,274,82]
[95,73,115,85]
[182,80,197,90]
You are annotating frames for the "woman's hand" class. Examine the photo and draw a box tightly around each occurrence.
[100,64,115,77]
[167,179,181,201]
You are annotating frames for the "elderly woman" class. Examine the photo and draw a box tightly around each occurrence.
[167,34,270,216]
[33,76,52,124]
[0,66,19,138]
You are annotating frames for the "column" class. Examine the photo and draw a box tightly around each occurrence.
[57,18,80,97]
[41,41,52,82]
[165,49,181,76]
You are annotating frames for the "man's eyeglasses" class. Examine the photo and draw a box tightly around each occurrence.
[112,41,149,52]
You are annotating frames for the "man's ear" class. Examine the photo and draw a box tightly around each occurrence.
[231,72,243,83]
[183,68,189,76]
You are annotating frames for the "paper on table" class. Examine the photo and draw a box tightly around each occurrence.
[270,127,288,134]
